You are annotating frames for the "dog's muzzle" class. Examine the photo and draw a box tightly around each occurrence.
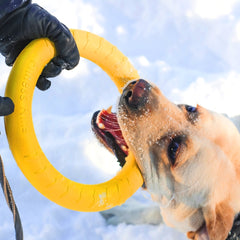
[122,79,151,110]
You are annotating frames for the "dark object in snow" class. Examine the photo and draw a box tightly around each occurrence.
[227,214,240,240]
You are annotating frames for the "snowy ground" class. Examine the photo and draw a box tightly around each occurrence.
[1,0,240,239]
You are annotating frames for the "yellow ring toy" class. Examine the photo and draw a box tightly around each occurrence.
[4,29,144,212]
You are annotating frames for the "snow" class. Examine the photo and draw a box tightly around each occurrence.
[0,0,240,239]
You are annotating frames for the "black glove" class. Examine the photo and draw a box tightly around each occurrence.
[0,97,14,116]
[0,2,80,91]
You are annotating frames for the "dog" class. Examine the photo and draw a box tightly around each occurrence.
[92,79,240,240]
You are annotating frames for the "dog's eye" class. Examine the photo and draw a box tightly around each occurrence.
[168,137,182,165]
[185,105,197,113]
[185,105,199,124]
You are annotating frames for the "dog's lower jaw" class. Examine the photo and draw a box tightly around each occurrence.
[159,201,205,235]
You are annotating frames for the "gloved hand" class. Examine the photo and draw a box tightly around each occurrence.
[0,97,14,116]
[0,2,80,116]
[0,2,80,90]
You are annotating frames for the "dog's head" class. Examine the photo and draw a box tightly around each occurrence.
[92,79,240,240]
[117,79,240,240]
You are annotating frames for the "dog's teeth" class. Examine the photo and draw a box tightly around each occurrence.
[121,145,128,152]
[98,123,105,129]
[106,106,112,113]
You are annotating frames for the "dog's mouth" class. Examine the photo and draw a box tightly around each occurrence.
[91,107,128,167]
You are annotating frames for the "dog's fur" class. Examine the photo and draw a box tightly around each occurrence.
[106,79,240,240]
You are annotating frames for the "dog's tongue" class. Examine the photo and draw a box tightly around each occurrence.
[91,107,129,167]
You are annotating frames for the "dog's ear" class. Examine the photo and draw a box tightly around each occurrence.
[189,201,235,240]
[204,201,234,240]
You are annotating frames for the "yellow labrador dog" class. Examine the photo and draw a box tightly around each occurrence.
[92,79,240,240]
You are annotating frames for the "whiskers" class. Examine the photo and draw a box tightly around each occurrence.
[158,177,202,209]
[178,176,202,196]
[159,194,176,208]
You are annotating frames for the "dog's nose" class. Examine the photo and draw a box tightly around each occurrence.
[124,79,151,109]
